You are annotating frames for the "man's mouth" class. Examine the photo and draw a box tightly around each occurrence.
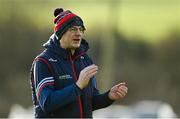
[73,39,80,42]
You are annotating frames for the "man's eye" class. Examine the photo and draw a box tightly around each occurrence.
[70,28,77,32]
[79,28,84,32]
[69,27,84,33]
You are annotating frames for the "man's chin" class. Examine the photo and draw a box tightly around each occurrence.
[72,44,80,49]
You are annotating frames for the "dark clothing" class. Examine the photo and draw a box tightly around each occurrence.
[30,34,114,118]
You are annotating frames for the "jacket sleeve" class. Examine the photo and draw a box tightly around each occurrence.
[33,60,82,113]
[91,77,114,111]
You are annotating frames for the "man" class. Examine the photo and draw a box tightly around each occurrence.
[30,8,128,118]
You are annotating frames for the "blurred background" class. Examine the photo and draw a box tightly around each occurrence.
[0,0,179,118]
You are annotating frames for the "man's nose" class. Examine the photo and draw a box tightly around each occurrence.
[75,29,83,35]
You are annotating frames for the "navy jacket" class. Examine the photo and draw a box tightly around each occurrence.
[30,34,114,118]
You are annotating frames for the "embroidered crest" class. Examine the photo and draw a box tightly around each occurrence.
[59,75,72,80]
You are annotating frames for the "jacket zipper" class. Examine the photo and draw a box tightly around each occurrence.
[70,57,84,118]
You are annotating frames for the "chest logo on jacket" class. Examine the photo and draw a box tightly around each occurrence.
[49,58,58,62]
[59,75,72,80]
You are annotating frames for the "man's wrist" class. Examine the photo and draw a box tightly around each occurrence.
[76,82,83,89]
[108,91,115,101]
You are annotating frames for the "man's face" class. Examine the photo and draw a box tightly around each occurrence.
[60,26,85,49]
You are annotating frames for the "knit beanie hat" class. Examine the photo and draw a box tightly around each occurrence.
[53,8,85,40]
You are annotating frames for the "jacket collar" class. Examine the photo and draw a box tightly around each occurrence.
[43,34,89,60]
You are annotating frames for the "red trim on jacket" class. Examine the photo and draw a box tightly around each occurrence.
[35,57,54,74]
[70,54,84,118]
[33,57,55,100]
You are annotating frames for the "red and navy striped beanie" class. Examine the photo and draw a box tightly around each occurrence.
[53,8,85,40]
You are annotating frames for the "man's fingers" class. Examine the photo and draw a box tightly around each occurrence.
[85,68,98,79]
[83,64,97,73]
[116,91,124,98]
[87,70,98,78]
[84,65,98,78]
[116,82,126,88]
[111,82,126,90]
[79,64,98,80]
[119,85,128,92]
[87,66,98,75]
[118,87,128,95]
[80,64,98,77]
[77,64,98,89]
[116,87,128,97]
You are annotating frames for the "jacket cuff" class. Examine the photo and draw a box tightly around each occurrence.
[104,90,115,104]
[73,83,83,96]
